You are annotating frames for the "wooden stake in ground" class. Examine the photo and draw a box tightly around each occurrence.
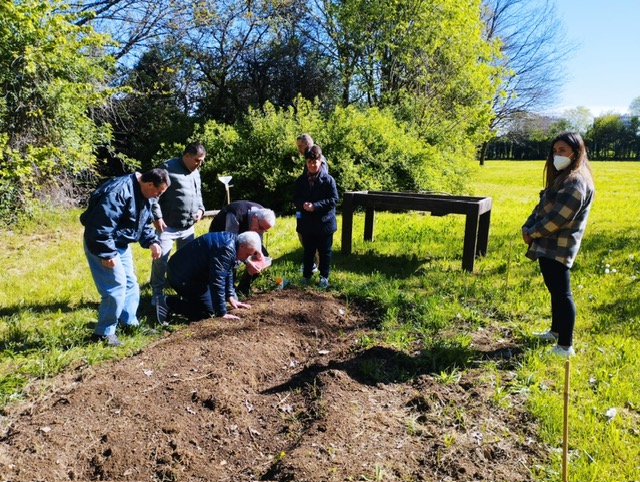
[563,359,570,482]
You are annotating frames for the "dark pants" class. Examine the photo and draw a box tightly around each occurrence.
[166,278,214,322]
[539,257,575,347]
[301,232,333,279]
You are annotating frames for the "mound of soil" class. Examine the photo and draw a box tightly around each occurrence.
[0,290,545,481]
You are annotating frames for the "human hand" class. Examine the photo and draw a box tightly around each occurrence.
[245,259,261,275]
[222,313,240,320]
[246,252,268,275]
[101,258,116,268]
[522,229,533,245]
[229,297,251,310]
[153,218,167,232]
[194,209,203,222]
[303,202,314,212]
[150,243,162,259]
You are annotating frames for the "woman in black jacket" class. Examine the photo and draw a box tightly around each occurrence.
[293,145,339,288]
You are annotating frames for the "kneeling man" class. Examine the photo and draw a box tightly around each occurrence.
[156,231,261,323]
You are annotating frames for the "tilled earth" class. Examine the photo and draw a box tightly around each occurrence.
[0,289,546,481]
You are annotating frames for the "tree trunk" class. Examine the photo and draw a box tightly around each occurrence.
[479,141,489,166]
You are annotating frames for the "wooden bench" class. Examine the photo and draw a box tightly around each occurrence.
[341,191,492,272]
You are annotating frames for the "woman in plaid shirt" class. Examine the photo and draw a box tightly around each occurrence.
[522,131,595,358]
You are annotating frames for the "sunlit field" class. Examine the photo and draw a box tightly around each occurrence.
[1,161,639,480]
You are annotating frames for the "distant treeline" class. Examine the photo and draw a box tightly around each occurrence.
[486,113,640,160]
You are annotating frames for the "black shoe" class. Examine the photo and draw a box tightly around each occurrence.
[90,333,123,347]
[156,296,170,326]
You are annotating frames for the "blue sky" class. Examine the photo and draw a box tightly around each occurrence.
[550,0,640,116]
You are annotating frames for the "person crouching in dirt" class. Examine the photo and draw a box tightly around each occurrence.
[208,200,276,296]
[155,231,262,324]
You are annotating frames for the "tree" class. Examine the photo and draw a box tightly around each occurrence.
[113,43,194,167]
[479,0,574,164]
[588,115,625,159]
[630,96,640,117]
[68,0,178,61]
[0,0,114,221]
[306,0,499,159]
[562,107,594,134]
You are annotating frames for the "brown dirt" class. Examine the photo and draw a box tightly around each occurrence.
[0,289,546,481]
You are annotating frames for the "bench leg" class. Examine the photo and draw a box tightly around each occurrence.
[477,210,491,256]
[462,211,479,272]
[364,208,375,242]
[341,194,354,255]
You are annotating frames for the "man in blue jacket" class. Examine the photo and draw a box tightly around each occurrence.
[80,168,170,346]
[156,231,261,324]
[150,142,206,306]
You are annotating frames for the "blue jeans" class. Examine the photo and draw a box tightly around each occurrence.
[150,226,195,299]
[84,241,139,335]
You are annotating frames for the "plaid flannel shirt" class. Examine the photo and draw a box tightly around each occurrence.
[522,170,594,268]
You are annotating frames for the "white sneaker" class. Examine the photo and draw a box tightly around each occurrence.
[534,330,558,342]
[299,263,318,273]
[551,345,575,358]
[318,276,329,288]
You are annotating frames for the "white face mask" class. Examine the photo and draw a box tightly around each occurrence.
[553,155,572,171]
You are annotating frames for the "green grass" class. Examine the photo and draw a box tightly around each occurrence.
[1,161,640,480]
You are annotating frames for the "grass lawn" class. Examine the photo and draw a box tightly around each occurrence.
[1,160,639,480]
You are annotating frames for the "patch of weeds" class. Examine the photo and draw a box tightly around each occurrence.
[434,366,462,385]
[443,431,456,448]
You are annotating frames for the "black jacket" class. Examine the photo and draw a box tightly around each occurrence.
[208,200,264,233]
[293,171,338,236]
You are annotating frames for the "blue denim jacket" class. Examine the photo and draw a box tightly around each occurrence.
[80,174,158,259]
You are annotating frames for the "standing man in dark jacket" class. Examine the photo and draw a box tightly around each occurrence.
[81,168,170,346]
[150,142,206,306]
[296,133,328,173]
[208,200,275,236]
[208,200,276,295]
[156,231,261,324]
[294,145,338,288]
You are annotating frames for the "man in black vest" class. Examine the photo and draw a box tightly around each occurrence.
[208,200,276,295]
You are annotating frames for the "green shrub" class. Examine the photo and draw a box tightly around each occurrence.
[194,96,474,212]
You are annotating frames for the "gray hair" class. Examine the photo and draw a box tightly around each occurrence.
[237,231,261,252]
[255,208,276,228]
[296,133,314,146]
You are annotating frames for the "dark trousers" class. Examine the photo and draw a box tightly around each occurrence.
[539,257,575,347]
[166,278,213,322]
[301,232,333,279]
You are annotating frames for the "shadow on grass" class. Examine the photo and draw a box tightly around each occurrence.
[580,229,640,254]
[274,248,446,280]
[0,294,163,355]
[591,294,640,336]
[262,342,522,394]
